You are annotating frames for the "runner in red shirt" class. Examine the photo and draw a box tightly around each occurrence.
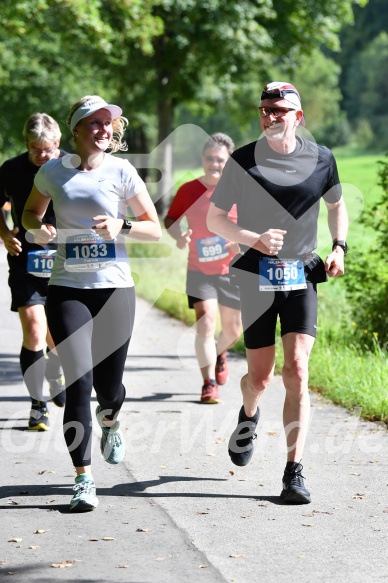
[164,133,242,403]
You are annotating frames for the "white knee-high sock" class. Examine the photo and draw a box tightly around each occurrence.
[195,334,217,380]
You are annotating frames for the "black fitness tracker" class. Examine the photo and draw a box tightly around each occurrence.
[332,239,348,254]
[121,219,132,235]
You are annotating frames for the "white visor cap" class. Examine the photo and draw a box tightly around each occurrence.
[70,99,122,131]
[260,81,302,109]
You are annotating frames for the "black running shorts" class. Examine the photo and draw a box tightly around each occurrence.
[186,269,240,310]
[238,275,318,349]
[8,255,49,312]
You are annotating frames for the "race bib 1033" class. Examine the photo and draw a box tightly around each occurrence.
[65,233,116,271]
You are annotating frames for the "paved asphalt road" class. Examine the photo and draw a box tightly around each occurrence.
[0,243,387,582]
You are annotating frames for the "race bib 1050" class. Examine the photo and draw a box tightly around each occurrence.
[259,257,307,291]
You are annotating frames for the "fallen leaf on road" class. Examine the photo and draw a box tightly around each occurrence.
[196,511,209,515]
[29,546,40,550]
[136,528,151,532]
[229,471,235,476]
[89,538,99,542]
[8,538,22,543]
[302,524,314,527]
[116,565,129,568]
[302,510,332,517]
[102,537,115,541]
[34,530,50,534]
[51,561,73,568]
[229,553,246,558]
[199,564,209,568]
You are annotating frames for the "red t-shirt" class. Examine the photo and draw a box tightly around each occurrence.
[166,177,238,275]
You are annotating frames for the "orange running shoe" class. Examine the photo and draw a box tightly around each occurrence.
[215,351,229,385]
[201,379,219,404]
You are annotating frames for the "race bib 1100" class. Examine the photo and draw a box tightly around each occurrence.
[27,249,57,278]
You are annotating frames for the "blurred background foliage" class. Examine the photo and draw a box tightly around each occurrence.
[0,0,386,162]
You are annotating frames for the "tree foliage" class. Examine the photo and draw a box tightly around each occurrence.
[338,0,388,147]
[0,0,162,158]
[345,155,388,349]
[0,0,370,175]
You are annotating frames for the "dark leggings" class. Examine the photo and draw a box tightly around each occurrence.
[46,285,135,467]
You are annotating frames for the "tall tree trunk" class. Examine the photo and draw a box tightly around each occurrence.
[154,95,174,216]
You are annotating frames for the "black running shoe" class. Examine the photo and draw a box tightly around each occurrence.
[228,405,260,466]
[48,375,66,407]
[28,403,50,431]
[280,462,311,504]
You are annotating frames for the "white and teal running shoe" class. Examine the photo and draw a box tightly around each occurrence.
[70,474,99,513]
[96,405,126,464]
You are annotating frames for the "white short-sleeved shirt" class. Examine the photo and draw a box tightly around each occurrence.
[34,154,146,289]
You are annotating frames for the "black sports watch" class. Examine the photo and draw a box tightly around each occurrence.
[121,219,132,235]
[332,239,348,254]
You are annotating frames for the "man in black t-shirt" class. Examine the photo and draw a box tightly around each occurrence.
[207,82,348,504]
[0,113,67,430]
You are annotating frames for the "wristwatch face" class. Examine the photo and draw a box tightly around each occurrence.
[333,240,347,254]
[122,220,132,233]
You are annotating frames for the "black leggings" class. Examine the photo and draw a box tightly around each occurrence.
[46,285,135,467]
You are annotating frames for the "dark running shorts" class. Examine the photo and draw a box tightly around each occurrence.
[8,256,49,312]
[186,270,240,310]
[237,275,318,349]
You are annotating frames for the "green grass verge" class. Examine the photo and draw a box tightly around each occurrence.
[308,342,388,423]
[333,149,385,250]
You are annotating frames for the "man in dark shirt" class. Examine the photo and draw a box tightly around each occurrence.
[207,82,348,504]
[0,113,66,430]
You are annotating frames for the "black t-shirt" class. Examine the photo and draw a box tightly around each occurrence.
[210,137,342,258]
[0,151,66,262]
